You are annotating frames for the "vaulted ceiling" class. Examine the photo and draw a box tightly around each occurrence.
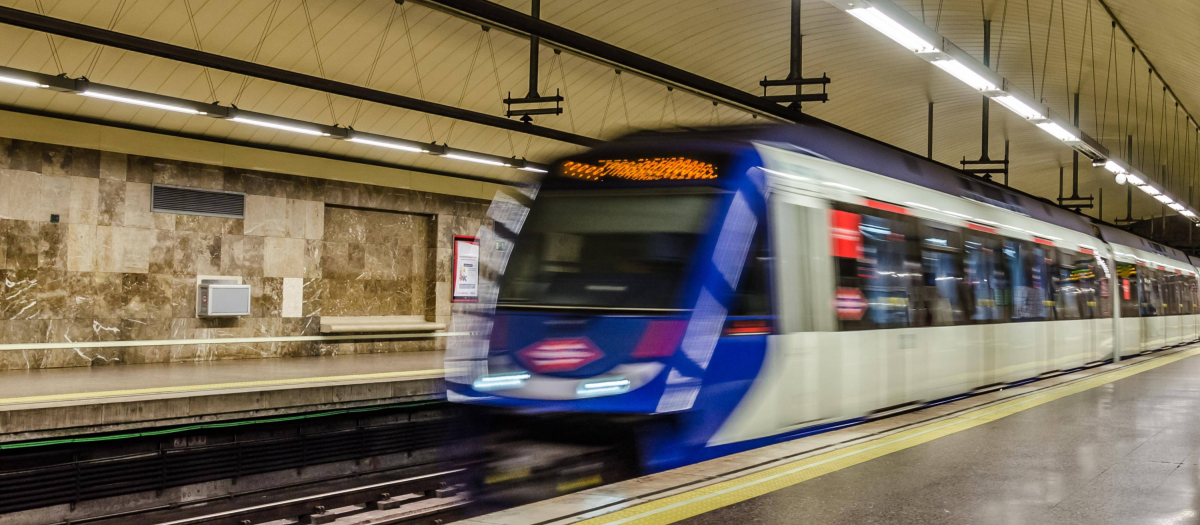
[0,0,1195,221]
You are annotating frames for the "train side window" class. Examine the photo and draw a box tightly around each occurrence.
[964,233,1008,323]
[1006,240,1040,321]
[1032,245,1055,320]
[918,224,965,326]
[1140,267,1160,317]
[1117,263,1140,318]
[730,232,771,317]
[1056,250,1084,320]
[830,204,916,331]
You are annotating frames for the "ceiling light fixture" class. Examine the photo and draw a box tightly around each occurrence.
[82,90,205,115]
[845,7,939,53]
[347,136,427,153]
[229,116,331,137]
[992,95,1045,120]
[443,153,510,167]
[931,59,997,91]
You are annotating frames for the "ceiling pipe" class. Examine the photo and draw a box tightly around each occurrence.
[0,4,602,148]
[405,0,801,123]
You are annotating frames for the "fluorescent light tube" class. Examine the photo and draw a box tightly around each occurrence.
[1155,194,1174,204]
[1036,121,1079,142]
[0,74,49,89]
[1125,174,1145,186]
[1170,203,1186,211]
[82,90,204,115]
[347,136,426,153]
[992,95,1045,120]
[846,7,938,53]
[932,59,997,91]
[444,153,510,167]
[1183,210,1197,217]
[1139,184,1161,196]
[520,166,549,173]
[230,116,330,136]
[1103,160,1126,175]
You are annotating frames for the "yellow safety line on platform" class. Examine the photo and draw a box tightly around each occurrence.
[578,346,1200,525]
[0,369,445,407]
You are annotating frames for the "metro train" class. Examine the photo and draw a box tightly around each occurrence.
[446,118,1200,497]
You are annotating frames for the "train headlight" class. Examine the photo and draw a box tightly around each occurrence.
[473,372,531,392]
[576,378,631,398]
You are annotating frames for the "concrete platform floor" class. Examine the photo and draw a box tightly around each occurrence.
[0,352,445,443]
[682,351,1200,525]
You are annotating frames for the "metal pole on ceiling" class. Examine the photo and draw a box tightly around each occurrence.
[527,0,540,98]
[928,102,934,159]
[0,4,600,147]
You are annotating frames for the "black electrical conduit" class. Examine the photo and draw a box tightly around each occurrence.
[0,5,603,149]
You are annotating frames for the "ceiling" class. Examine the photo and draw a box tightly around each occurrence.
[0,0,1196,220]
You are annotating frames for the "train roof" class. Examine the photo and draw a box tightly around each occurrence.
[592,117,1193,267]
[601,118,1094,237]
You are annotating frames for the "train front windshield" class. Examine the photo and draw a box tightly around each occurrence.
[498,188,719,311]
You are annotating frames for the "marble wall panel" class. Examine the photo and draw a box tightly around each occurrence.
[5,220,39,270]
[38,222,67,270]
[221,235,265,277]
[0,170,43,221]
[7,140,42,173]
[39,174,70,223]
[42,145,100,178]
[244,194,288,237]
[97,179,125,227]
[124,182,153,229]
[69,176,99,225]
[100,151,127,181]
[0,137,489,369]
[264,237,305,278]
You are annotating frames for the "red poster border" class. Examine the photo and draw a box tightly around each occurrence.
[452,235,479,303]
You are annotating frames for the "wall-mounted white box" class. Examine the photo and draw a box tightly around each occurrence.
[196,276,251,317]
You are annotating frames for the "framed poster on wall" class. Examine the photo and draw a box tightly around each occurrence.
[452,236,480,302]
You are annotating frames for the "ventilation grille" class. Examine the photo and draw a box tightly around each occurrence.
[152,185,245,219]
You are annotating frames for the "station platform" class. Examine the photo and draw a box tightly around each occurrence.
[463,344,1200,525]
[0,352,445,444]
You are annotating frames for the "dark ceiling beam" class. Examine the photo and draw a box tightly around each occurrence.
[407,0,801,123]
[0,5,602,149]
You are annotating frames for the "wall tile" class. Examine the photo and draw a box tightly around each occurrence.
[196,233,222,275]
[126,154,154,183]
[39,174,70,224]
[148,230,176,274]
[147,274,176,319]
[284,199,307,239]
[119,227,153,273]
[0,220,7,269]
[220,234,264,278]
[7,140,42,173]
[172,231,198,276]
[0,169,43,221]
[304,239,322,279]
[3,269,39,320]
[121,273,150,318]
[282,277,303,318]
[263,237,305,278]
[64,272,94,319]
[69,176,99,225]
[243,194,288,237]
[170,276,195,318]
[36,269,68,319]
[0,137,9,169]
[123,182,153,229]
[43,145,99,178]
[302,278,321,317]
[97,179,125,227]
[99,151,127,181]
[5,220,39,270]
[91,272,123,321]
[38,222,67,270]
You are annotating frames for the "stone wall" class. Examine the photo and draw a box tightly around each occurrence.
[0,137,489,370]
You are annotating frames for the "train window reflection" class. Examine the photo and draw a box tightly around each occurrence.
[497,189,720,310]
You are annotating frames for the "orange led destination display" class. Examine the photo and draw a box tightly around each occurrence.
[560,158,718,182]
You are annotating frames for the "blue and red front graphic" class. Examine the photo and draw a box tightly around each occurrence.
[517,337,605,373]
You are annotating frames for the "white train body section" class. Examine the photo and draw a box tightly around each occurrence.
[711,144,1200,446]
